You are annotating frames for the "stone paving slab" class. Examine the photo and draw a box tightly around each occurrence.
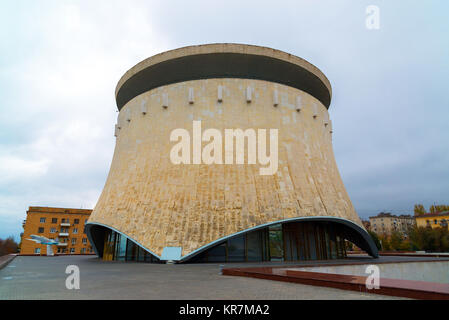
[0,255,407,300]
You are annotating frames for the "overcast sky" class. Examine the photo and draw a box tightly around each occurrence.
[1,0,448,241]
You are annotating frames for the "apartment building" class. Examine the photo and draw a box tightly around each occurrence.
[369,212,415,236]
[20,206,94,255]
[415,211,449,229]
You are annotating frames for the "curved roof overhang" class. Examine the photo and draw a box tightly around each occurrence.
[115,43,332,111]
[180,216,379,262]
[85,216,379,262]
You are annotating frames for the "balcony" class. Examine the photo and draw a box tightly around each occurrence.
[59,232,69,237]
[60,222,70,227]
[57,243,68,246]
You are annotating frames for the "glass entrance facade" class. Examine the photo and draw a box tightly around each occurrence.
[100,221,347,263]
[189,221,347,263]
[283,221,346,260]
[102,229,160,263]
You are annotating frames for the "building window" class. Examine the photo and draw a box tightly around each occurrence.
[73,228,78,234]
[85,219,88,224]
[70,248,75,254]
[74,219,79,224]
[434,219,438,225]
[50,228,56,233]
[34,248,41,254]
[82,238,87,244]
[38,227,44,233]
[71,238,77,245]
[81,248,86,253]
[62,218,69,223]
[40,217,46,223]
[52,218,57,223]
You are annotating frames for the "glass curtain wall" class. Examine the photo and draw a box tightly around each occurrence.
[190,221,347,263]
[268,224,283,261]
[282,222,346,260]
[102,221,348,263]
[102,229,160,263]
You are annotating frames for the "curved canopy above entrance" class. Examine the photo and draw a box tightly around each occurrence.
[182,216,379,262]
[85,216,378,263]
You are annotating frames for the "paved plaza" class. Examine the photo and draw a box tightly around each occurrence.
[0,255,416,300]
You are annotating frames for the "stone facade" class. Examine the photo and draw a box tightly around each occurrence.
[88,44,366,259]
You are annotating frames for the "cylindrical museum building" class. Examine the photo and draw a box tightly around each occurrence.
[86,43,378,263]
